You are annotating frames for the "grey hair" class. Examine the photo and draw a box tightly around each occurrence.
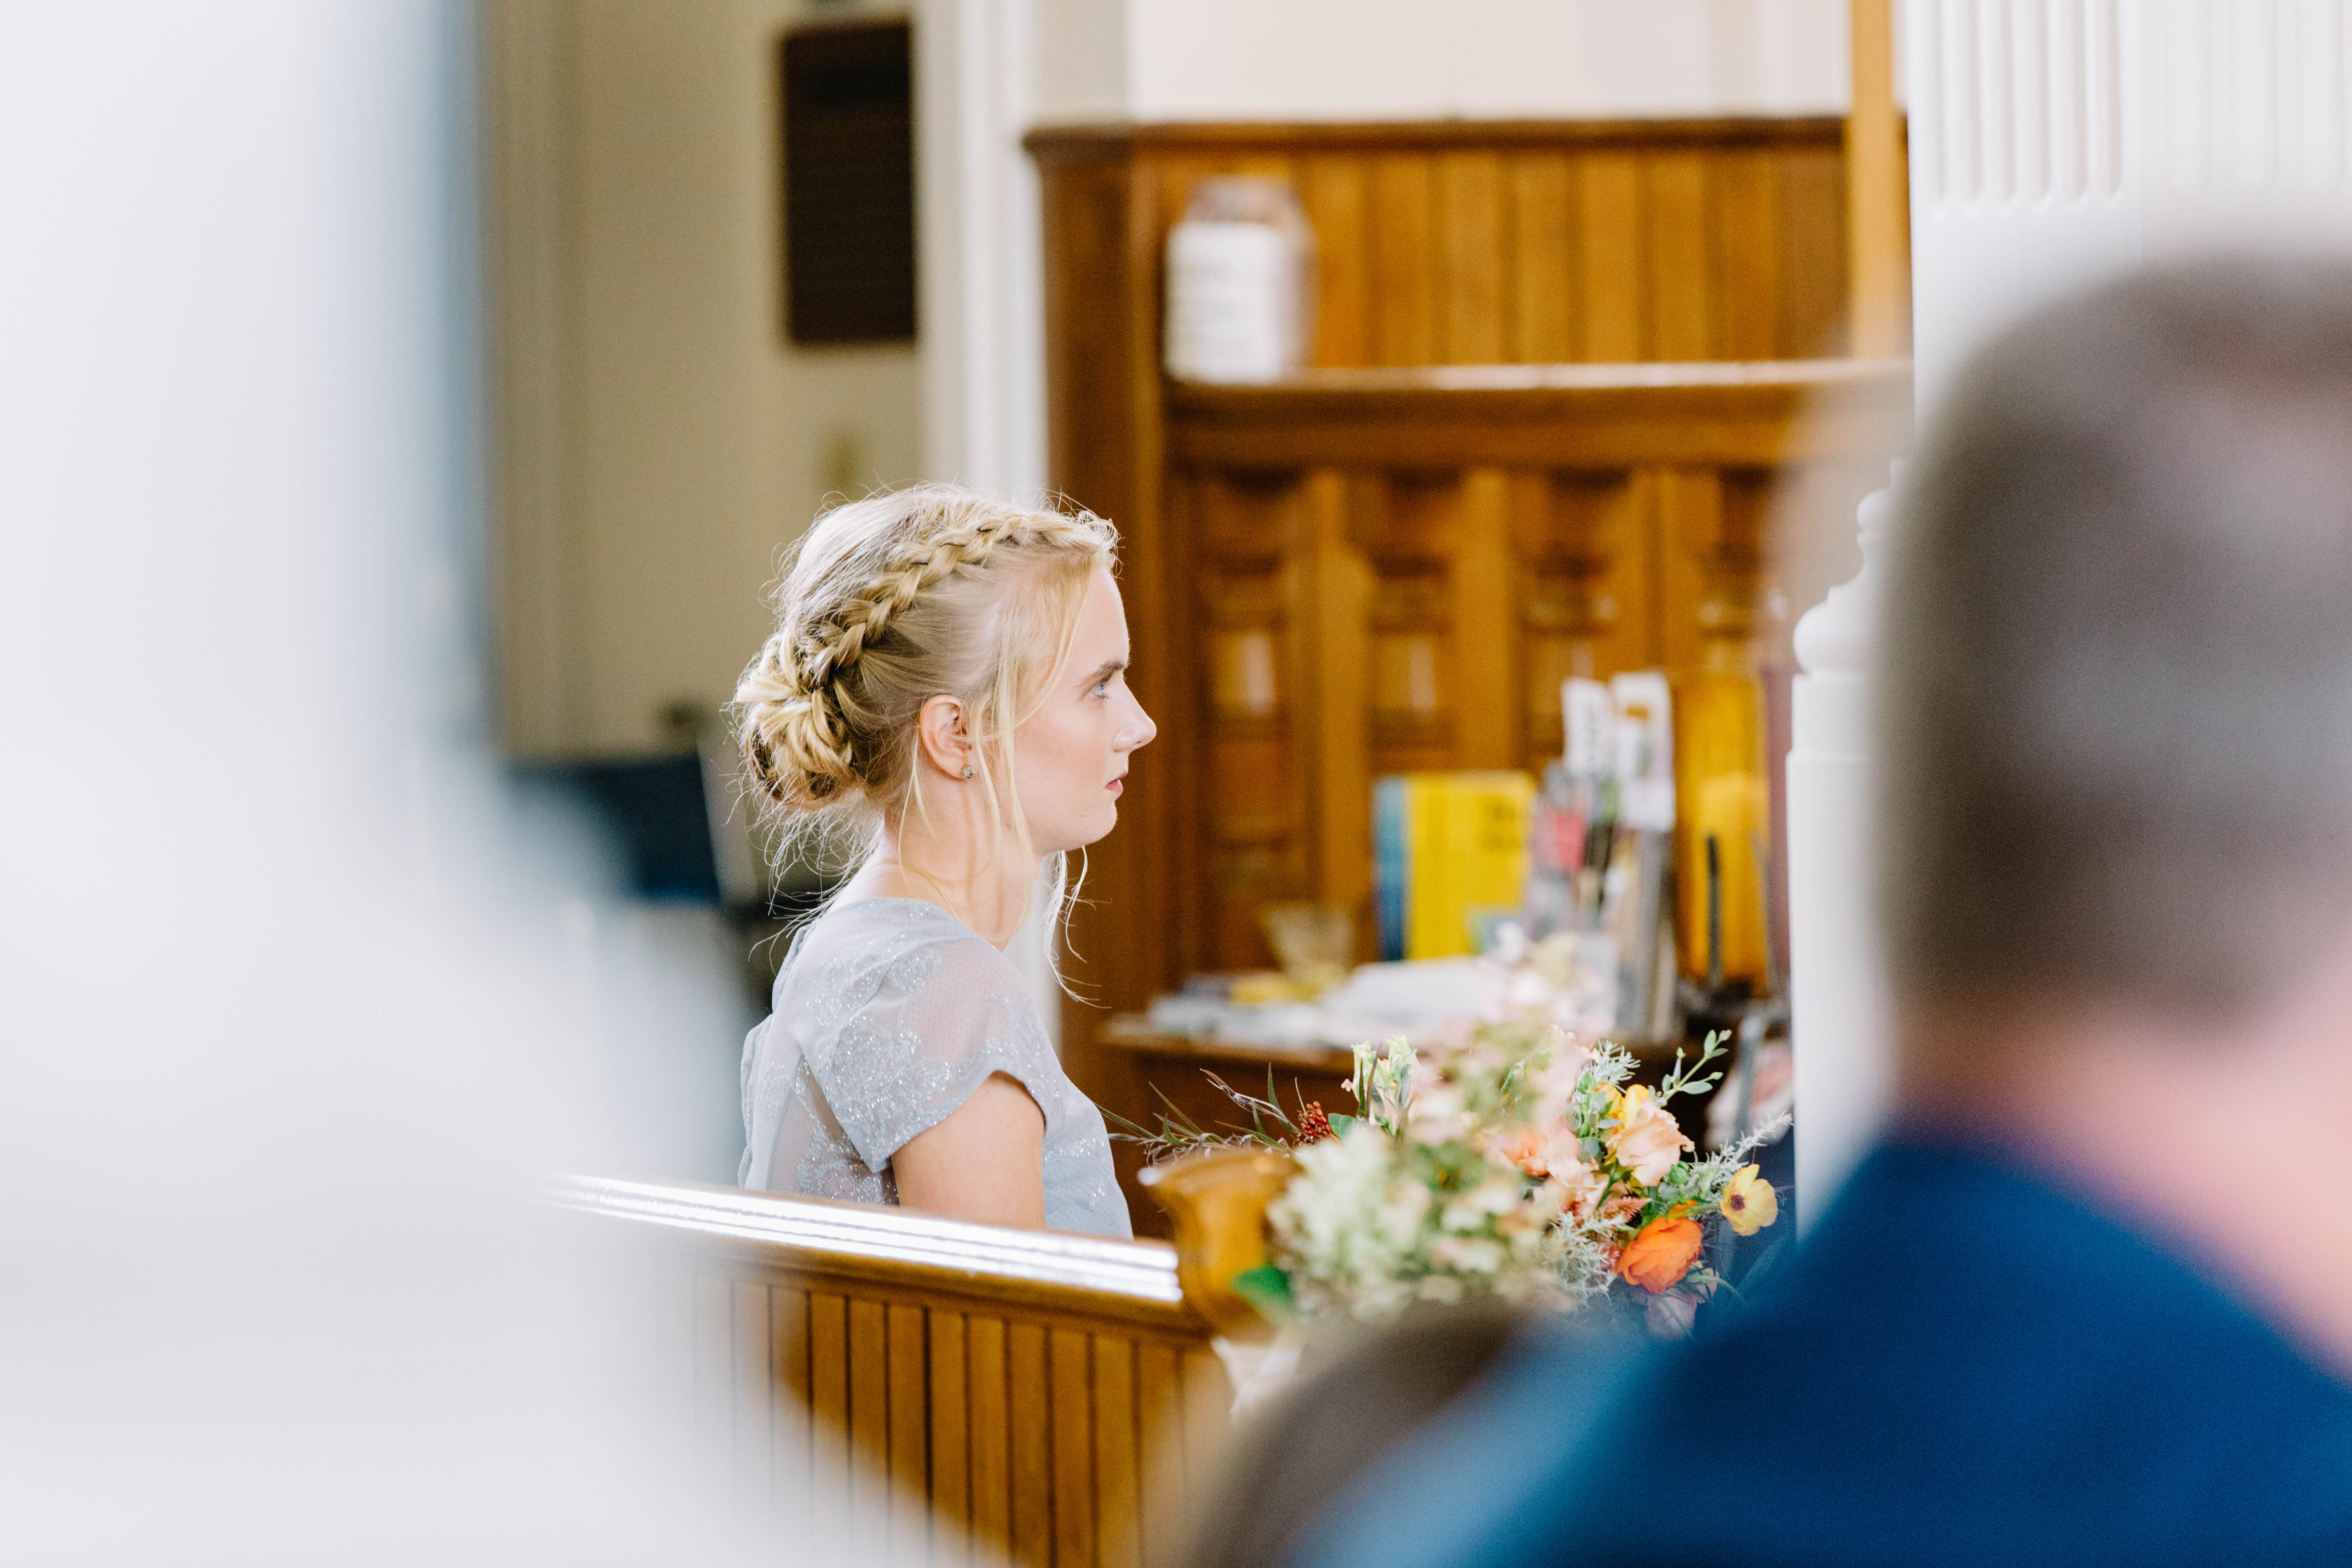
[1879,255,2352,1015]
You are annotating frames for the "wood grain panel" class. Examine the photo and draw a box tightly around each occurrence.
[1507,154,1577,361]
[772,1285,812,1528]
[1297,156,1370,366]
[929,1312,970,1565]
[1514,468,1649,760]
[1644,151,1713,359]
[810,1292,851,1546]
[1780,145,1849,358]
[969,1316,1013,1559]
[1436,151,1507,363]
[1368,157,1437,366]
[1135,1342,1180,1568]
[1298,468,1373,931]
[1094,1337,1143,1568]
[1452,468,1518,768]
[1009,1321,1052,1566]
[1652,468,1719,679]
[889,1303,931,1558]
[850,1297,891,1559]
[1712,150,1783,361]
[1051,1328,1098,1568]
[1577,152,1645,361]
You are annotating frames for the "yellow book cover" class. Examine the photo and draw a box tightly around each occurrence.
[1403,771,1537,959]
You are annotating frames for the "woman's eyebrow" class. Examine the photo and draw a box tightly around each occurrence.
[1081,658,1127,686]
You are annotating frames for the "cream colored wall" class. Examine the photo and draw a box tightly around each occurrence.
[1120,0,1852,120]
[491,0,919,758]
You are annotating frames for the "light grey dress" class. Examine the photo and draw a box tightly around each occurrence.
[737,897,1131,1238]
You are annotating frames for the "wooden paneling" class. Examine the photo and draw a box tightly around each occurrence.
[1157,365,1904,978]
[1032,120,1859,382]
[557,1177,1228,1568]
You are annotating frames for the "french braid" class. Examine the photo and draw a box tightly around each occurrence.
[735,485,1116,824]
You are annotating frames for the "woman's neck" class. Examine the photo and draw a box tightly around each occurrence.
[844,827,1039,950]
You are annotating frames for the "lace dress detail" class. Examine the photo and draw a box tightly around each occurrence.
[738,898,1131,1239]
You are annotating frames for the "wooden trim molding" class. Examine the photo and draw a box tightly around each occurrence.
[552,1174,1203,1332]
[1164,359,1913,468]
[1025,116,1849,164]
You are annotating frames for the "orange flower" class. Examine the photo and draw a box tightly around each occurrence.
[1615,1215,1703,1294]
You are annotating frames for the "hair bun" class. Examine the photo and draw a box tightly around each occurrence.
[736,633,858,809]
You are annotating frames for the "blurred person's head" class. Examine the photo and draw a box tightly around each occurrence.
[1878,257,2352,1368]
[1882,256,2352,1036]
[1180,1303,1530,1568]
[735,482,1155,926]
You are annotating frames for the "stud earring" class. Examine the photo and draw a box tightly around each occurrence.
[961,764,975,780]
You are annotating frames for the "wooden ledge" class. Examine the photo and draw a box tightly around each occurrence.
[1164,359,1913,469]
[552,1173,1205,1333]
[1024,116,1848,163]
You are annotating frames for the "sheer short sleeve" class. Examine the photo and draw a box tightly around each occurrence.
[801,936,1054,1172]
[737,898,1131,1238]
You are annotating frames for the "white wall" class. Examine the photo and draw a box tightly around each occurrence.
[1120,0,1852,121]
[491,0,922,758]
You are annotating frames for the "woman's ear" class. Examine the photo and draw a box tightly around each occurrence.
[915,694,970,778]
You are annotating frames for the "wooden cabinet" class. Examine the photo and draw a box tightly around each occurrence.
[1154,365,1907,974]
[1026,123,1911,1224]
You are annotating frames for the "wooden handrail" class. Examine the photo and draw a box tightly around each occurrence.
[552,1174,1206,1332]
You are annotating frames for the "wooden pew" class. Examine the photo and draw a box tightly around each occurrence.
[555,1175,1230,1567]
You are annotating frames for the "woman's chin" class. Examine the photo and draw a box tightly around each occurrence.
[1072,802,1120,847]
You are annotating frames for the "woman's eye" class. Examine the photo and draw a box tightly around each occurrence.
[1090,681,1110,698]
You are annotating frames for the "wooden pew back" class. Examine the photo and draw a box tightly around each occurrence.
[557,1177,1229,1567]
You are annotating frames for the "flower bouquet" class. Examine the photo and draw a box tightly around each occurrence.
[1129,1021,1785,1337]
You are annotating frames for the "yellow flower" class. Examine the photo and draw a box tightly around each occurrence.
[1719,1164,1779,1236]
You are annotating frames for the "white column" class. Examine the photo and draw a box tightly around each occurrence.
[1789,0,2352,1221]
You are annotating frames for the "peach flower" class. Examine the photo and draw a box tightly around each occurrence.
[1615,1215,1703,1294]
[1608,1086,1693,1186]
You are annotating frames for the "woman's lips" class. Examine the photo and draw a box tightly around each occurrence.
[1107,776,1124,795]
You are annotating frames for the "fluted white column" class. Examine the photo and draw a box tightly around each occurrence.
[1789,0,2352,1222]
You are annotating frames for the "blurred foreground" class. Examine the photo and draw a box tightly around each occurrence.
[0,5,806,1559]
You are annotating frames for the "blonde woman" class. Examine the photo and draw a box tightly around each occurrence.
[732,485,1155,1236]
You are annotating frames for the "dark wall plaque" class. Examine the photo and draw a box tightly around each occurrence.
[779,20,916,345]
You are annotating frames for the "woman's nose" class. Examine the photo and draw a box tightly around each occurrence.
[1119,698,1157,752]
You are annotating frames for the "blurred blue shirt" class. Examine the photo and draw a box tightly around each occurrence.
[1289,1140,2352,1568]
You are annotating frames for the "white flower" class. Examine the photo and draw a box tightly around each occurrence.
[1441,1174,1523,1232]
[1408,1082,1470,1146]
[1378,1177,1432,1249]
[1431,1236,1507,1274]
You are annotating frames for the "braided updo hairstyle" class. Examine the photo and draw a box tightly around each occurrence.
[734,483,1119,869]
